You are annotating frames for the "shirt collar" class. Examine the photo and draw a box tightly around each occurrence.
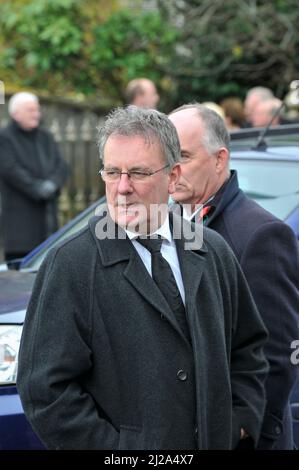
[181,175,232,222]
[182,194,215,221]
[125,214,172,243]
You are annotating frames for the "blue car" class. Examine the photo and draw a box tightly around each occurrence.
[1,124,299,449]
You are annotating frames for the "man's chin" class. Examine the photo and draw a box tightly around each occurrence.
[117,217,148,234]
[112,210,141,230]
[172,190,191,204]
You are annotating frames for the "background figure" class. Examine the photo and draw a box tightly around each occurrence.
[244,86,274,126]
[282,81,299,123]
[125,78,159,108]
[0,92,68,260]
[17,106,267,450]
[201,102,225,118]
[251,97,282,128]
[169,103,299,449]
[220,97,246,130]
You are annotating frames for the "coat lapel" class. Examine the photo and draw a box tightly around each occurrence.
[123,252,189,342]
[171,214,208,316]
[89,213,192,342]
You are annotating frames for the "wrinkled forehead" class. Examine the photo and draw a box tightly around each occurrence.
[103,133,166,165]
[104,130,166,157]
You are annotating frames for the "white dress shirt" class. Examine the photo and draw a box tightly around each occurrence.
[125,215,185,304]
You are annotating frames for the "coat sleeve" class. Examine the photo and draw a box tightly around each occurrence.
[46,133,68,190]
[240,221,299,449]
[17,242,119,450]
[228,252,269,449]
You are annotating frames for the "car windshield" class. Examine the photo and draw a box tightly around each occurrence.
[230,158,299,220]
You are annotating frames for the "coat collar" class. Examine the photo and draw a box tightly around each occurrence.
[205,170,240,225]
[88,208,207,265]
[88,209,208,344]
[8,119,39,136]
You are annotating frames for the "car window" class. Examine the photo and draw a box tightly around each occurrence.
[230,158,299,220]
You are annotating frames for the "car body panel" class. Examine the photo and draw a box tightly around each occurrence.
[0,271,36,316]
[0,386,44,450]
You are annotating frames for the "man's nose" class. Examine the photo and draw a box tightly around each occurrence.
[117,173,133,194]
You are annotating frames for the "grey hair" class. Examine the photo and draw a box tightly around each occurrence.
[246,86,273,101]
[8,92,38,116]
[170,103,230,154]
[97,105,181,167]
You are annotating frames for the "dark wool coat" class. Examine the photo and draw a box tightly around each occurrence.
[206,170,299,449]
[0,120,68,255]
[17,213,268,450]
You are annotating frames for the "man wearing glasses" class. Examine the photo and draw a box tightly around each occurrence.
[18,106,268,450]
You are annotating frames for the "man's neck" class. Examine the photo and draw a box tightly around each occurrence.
[191,174,230,212]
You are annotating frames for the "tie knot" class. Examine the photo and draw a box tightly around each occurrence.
[137,235,163,253]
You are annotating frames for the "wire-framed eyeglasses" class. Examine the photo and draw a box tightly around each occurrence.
[99,164,170,183]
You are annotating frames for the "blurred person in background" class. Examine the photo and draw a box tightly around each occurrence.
[220,97,246,131]
[281,82,299,124]
[244,86,274,126]
[201,101,225,119]
[0,92,68,260]
[125,78,160,109]
[251,98,282,128]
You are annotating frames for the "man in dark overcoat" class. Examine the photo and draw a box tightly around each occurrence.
[169,103,299,449]
[17,106,268,450]
[0,92,68,259]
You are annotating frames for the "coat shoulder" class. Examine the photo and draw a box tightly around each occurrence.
[202,225,234,254]
[43,220,96,273]
[215,190,296,258]
[37,126,56,141]
[225,190,280,228]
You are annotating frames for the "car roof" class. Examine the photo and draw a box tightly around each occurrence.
[231,147,299,162]
[230,123,299,154]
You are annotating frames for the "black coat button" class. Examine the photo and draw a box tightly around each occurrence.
[177,369,188,381]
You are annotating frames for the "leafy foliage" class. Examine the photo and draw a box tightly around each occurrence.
[1,0,298,110]
[0,0,178,106]
[158,0,299,105]
[89,9,178,102]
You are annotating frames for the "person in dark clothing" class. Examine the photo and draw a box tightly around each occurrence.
[0,92,68,259]
[169,103,299,449]
[17,106,268,450]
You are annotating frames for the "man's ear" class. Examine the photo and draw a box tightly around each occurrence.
[215,148,229,173]
[168,163,181,194]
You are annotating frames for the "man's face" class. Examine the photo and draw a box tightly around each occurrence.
[251,103,269,127]
[169,109,220,207]
[142,81,159,108]
[13,100,41,130]
[135,80,159,109]
[244,93,259,124]
[103,134,179,233]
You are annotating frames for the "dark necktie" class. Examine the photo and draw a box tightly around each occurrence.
[137,236,191,343]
